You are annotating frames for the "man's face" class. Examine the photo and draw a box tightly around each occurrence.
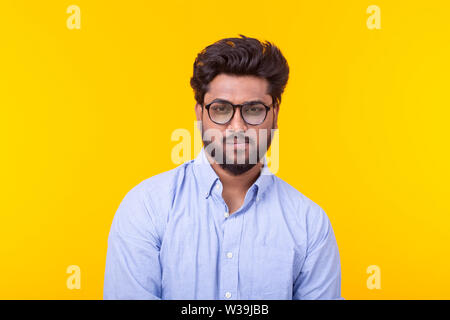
[195,73,279,175]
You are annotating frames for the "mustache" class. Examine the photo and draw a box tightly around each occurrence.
[223,132,253,144]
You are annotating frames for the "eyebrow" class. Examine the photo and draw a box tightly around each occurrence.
[208,98,268,105]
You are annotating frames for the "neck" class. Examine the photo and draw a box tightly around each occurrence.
[205,152,263,193]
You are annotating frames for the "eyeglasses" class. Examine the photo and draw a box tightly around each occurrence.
[203,99,274,126]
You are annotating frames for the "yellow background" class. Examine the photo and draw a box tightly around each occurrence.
[1,0,449,299]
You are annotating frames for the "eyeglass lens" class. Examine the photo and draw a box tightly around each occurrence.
[209,102,267,125]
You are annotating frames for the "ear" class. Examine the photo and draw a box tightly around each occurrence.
[195,103,203,130]
[273,103,280,130]
[195,103,202,121]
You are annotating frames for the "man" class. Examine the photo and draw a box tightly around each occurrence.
[103,34,343,300]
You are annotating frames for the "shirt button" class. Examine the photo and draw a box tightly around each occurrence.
[224,212,229,218]
[226,252,233,259]
[225,292,232,299]
[216,185,220,190]
[256,196,260,202]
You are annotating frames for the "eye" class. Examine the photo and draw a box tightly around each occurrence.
[245,104,265,114]
[211,103,231,113]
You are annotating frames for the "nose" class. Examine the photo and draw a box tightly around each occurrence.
[227,106,248,132]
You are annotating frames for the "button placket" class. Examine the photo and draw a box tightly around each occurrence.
[219,211,243,300]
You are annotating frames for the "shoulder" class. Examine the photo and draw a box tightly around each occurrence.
[128,159,195,213]
[272,175,331,232]
[137,161,192,196]
[272,175,324,214]
[272,175,335,250]
[110,160,194,239]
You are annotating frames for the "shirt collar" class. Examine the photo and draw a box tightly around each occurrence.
[192,147,274,199]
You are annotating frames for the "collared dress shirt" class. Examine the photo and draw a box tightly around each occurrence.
[104,148,343,300]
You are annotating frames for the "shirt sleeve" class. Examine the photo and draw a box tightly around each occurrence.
[103,184,162,299]
[293,206,344,300]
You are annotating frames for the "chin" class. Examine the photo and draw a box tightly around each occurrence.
[219,163,257,176]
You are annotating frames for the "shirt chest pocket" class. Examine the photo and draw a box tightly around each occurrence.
[250,245,296,299]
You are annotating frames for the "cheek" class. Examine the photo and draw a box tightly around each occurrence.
[202,123,225,143]
[253,125,272,142]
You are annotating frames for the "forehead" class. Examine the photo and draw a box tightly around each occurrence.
[204,74,271,104]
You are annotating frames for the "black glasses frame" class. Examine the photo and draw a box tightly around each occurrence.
[203,100,274,125]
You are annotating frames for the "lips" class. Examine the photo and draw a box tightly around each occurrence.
[226,140,249,151]
[225,137,250,145]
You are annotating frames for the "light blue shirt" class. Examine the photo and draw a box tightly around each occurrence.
[104,148,343,300]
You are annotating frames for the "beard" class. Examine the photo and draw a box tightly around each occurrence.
[202,120,275,176]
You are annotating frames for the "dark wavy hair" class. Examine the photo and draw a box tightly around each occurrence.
[190,34,289,108]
